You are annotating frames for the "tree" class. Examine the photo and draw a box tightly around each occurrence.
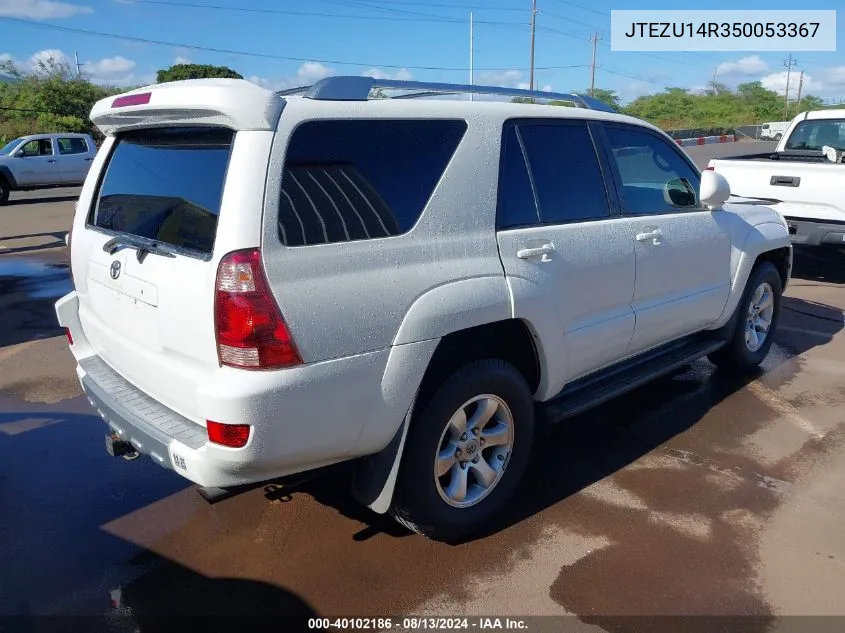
[156,64,243,83]
[0,56,114,140]
[584,88,621,111]
[799,95,825,111]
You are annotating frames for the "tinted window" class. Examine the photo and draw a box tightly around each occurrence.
[519,124,610,224]
[20,139,53,157]
[497,126,540,229]
[604,126,701,216]
[57,137,88,155]
[90,127,234,256]
[278,119,466,246]
[784,119,845,151]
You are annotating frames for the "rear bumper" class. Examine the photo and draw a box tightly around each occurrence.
[55,291,397,489]
[784,217,845,247]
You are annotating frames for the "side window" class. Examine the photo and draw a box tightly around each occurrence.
[278,119,467,247]
[19,139,53,157]
[497,125,540,230]
[604,126,701,216]
[58,137,88,155]
[519,123,611,224]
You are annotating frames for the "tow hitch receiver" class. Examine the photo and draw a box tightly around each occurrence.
[105,432,139,460]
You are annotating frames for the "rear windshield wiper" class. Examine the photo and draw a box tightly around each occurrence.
[103,235,177,263]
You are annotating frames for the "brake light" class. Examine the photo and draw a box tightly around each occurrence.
[112,92,151,108]
[207,420,251,448]
[65,328,74,346]
[704,166,715,171]
[214,248,301,369]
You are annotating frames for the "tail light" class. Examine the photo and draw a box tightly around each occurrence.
[207,420,251,448]
[214,248,301,369]
[705,161,715,171]
[65,328,74,346]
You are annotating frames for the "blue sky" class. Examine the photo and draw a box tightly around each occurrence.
[0,0,843,103]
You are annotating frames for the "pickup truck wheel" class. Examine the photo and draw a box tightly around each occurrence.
[389,359,534,542]
[774,133,782,141]
[0,178,9,206]
[708,261,782,373]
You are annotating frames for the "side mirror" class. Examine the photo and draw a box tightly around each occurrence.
[699,170,731,209]
[663,177,697,207]
[14,149,25,158]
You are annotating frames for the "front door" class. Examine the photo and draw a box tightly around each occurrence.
[495,120,636,397]
[14,138,58,186]
[600,123,732,355]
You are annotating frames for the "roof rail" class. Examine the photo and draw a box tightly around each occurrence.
[276,76,617,113]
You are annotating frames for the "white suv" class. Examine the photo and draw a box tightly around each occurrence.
[56,77,792,541]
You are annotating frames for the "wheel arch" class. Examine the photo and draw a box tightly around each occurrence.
[352,317,542,515]
[0,165,18,189]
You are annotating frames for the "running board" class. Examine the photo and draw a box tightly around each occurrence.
[539,336,726,424]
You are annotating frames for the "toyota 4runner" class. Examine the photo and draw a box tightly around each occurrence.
[55,77,792,541]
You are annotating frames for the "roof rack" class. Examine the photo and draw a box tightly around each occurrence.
[276,76,617,113]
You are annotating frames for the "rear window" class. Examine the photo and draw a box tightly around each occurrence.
[277,119,467,246]
[89,127,234,256]
[784,119,845,151]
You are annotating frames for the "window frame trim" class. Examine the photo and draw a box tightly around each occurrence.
[596,121,708,218]
[496,118,622,232]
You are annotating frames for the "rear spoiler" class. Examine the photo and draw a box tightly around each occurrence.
[90,78,285,136]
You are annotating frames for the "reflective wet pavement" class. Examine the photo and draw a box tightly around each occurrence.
[2,194,845,631]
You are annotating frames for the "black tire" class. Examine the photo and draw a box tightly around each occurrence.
[774,133,782,141]
[0,178,9,206]
[708,261,782,373]
[389,359,535,542]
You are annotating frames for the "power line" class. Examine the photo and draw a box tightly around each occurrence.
[125,0,525,27]
[0,16,587,72]
[313,0,525,13]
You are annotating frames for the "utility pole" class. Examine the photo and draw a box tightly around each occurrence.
[74,51,82,77]
[528,0,537,92]
[469,11,474,101]
[589,33,601,97]
[783,55,797,118]
[795,70,805,113]
[711,66,718,94]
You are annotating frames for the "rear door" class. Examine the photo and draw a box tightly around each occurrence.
[73,126,240,422]
[496,119,636,390]
[600,123,731,355]
[56,136,93,183]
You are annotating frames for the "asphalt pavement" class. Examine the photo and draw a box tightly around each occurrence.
[1,141,844,631]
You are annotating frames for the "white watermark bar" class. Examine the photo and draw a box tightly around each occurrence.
[611,10,836,52]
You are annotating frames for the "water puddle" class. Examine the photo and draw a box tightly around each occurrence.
[0,258,72,300]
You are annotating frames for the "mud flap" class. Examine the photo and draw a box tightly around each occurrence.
[351,397,416,515]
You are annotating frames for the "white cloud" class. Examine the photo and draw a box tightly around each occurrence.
[760,70,814,96]
[85,55,135,80]
[296,61,335,83]
[173,56,191,65]
[477,69,524,88]
[362,67,413,81]
[717,55,769,76]
[0,0,92,19]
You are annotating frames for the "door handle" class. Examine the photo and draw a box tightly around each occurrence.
[85,157,94,161]
[635,229,663,244]
[47,159,57,163]
[770,175,800,187]
[517,243,555,260]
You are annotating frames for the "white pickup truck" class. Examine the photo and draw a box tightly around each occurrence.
[708,109,845,247]
[0,132,97,205]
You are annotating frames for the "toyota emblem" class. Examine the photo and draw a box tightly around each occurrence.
[110,261,122,280]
